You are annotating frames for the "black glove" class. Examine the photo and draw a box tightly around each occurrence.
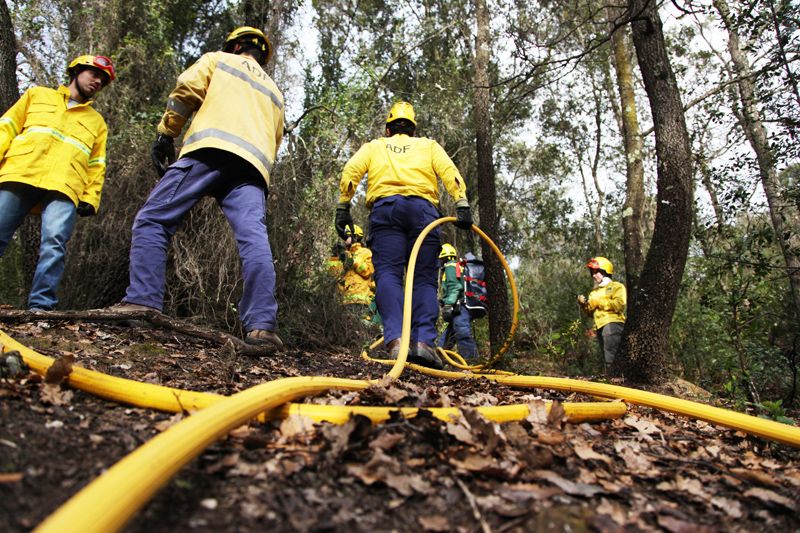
[331,242,346,259]
[455,205,473,230]
[441,304,454,322]
[335,202,354,240]
[76,202,95,217]
[151,134,176,177]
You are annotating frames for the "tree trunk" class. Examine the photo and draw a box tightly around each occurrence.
[613,0,694,384]
[473,0,510,353]
[0,0,17,112]
[608,6,646,290]
[714,0,800,326]
[242,0,288,74]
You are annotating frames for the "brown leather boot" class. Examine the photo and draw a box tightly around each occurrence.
[245,330,285,351]
[386,338,401,359]
[408,342,443,370]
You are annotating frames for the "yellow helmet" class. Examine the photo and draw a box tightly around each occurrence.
[386,101,416,126]
[67,55,115,85]
[344,224,364,239]
[223,26,273,65]
[439,243,457,259]
[586,256,614,275]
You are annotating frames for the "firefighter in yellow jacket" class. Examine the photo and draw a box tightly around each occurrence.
[577,256,626,366]
[0,55,114,310]
[339,225,375,305]
[335,101,472,369]
[326,225,381,324]
[113,27,285,352]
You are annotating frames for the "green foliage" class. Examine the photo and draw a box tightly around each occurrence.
[749,400,797,426]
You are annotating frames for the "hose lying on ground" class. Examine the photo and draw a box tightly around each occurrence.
[3,217,796,533]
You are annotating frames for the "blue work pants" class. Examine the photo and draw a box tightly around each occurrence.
[367,195,441,346]
[438,308,478,361]
[0,183,77,310]
[125,149,277,331]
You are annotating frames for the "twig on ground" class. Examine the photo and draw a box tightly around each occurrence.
[455,476,492,533]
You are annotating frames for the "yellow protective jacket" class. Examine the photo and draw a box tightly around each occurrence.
[0,85,108,209]
[339,243,375,305]
[157,51,284,185]
[583,280,627,330]
[339,134,467,208]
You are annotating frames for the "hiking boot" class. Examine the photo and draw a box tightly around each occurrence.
[386,339,401,359]
[245,329,284,351]
[408,342,443,370]
[107,302,160,313]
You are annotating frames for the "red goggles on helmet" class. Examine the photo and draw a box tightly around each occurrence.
[92,55,116,82]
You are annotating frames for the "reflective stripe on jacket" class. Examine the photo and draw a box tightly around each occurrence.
[0,85,108,209]
[339,134,467,208]
[585,280,626,330]
[157,51,284,185]
[439,259,463,306]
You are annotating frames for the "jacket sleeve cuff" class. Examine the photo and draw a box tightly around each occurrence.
[455,198,469,209]
[337,201,351,210]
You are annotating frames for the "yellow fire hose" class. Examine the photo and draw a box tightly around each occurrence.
[34,376,369,533]
[0,329,620,426]
[4,216,797,532]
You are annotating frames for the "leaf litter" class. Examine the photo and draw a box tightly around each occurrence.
[0,320,798,532]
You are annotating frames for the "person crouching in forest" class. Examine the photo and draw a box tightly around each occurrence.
[335,101,473,369]
[111,27,285,352]
[328,224,381,326]
[577,256,626,367]
[0,55,114,311]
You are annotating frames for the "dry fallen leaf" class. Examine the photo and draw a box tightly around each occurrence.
[623,415,662,441]
[39,383,73,406]
[710,496,743,518]
[418,514,449,531]
[744,487,797,511]
[573,443,612,464]
[595,498,627,525]
[526,400,550,425]
[370,432,404,451]
[614,441,655,474]
[346,449,432,496]
[446,419,478,446]
[657,514,715,533]
[278,414,316,441]
[154,412,185,432]
[729,467,779,487]
[532,469,604,497]
[674,476,709,500]
[44,354,74,385]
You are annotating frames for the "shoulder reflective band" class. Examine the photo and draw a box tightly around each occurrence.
[216,62,283,110]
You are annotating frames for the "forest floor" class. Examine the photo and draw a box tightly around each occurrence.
[0,317,799,533]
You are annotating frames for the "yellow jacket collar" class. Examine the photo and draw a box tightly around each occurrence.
[58,84,94,106]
